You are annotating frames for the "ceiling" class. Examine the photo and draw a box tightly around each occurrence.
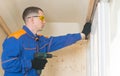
[15,0,90,23]
[0,0,90,32]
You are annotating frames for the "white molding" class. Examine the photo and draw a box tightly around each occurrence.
[89,1,110,76]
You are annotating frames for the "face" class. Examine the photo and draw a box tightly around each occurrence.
[26,10,46,32]
[32,10,46,31]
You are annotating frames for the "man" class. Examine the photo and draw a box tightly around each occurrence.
[1,6,91,76]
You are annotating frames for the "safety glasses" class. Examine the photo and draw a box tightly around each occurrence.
[27,16,45,22]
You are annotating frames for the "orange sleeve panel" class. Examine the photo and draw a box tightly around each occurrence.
[8,29,26,39]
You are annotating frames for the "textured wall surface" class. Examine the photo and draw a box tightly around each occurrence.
[42,40,89,76]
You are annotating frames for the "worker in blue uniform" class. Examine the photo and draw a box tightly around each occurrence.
[1,6,91,76]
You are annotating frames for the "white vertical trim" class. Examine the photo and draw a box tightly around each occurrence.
[89,3,99,76]
[89,1,110,76]
[98,2,110,76]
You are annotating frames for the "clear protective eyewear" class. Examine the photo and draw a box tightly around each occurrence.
[27,16,45,22]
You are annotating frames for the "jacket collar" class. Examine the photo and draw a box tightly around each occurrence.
[23,25,36,38]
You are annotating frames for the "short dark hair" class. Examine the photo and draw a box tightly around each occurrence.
[22,6,43,22]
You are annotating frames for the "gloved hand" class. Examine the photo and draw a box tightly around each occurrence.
[82,22,92,39]
[32,58,48,70]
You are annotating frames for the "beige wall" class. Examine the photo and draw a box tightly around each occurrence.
[0,26,7,76]
[0,0,22,32]
[42,40,88,76]
[41,22,82,36]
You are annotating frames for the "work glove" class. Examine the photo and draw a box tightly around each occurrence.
[32,58,48,70]
[82,22,92,39]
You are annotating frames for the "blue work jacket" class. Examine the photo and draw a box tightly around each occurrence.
[1,26,82,76]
